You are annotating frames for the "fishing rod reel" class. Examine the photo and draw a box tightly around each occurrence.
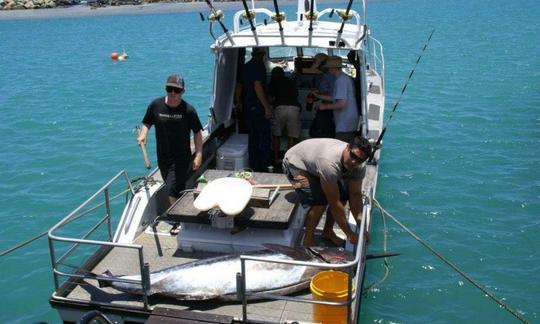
[208,9,224,22]
[366,137,382,165]
[241,9,256,21]
[271,12,286,23]
[304,10,318,21]
[335,9,353,21]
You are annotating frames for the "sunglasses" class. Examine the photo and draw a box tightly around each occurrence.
[349,147,367,163]
[166,86,183,94]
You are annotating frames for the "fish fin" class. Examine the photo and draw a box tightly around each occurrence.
[98,270,114,288]
[261,244,313,261]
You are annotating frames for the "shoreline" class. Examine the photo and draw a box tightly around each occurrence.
[0,0,313,20]
[0,2,246,20]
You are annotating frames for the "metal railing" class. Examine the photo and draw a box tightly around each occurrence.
[236,194,372,323]
[47,170,152,311]
[366,35,385,89]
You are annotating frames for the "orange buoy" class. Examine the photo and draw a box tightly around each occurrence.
[111,52,119,60]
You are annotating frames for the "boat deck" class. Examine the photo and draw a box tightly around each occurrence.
[66,222,319,323]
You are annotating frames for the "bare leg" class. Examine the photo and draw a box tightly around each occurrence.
[287,136,297,150]
[303,205,326,246]
[168,196,178,206]
[322,209,345,246]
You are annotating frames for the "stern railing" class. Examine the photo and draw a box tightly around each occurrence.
[237,191,372,323]
[48,170,153,311]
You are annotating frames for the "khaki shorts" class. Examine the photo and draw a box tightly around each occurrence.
[271,105,301,138]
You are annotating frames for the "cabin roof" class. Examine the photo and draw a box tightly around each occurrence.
[211,9,367,51]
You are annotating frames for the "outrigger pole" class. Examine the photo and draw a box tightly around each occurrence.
[240,0,259,45]
[204,0,235,45]
[368,29,436,163]
[335,0,354,46]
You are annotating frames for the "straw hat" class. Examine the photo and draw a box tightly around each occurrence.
[323,56,343,69]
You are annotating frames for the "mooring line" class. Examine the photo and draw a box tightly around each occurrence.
[363,204,390,294]
[373,199,529,324]
[0,175,154,257]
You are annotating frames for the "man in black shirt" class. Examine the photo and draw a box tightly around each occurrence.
[242,47,273,172]
[137,74,203,205]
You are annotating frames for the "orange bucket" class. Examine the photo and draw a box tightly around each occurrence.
[310,270,351,323]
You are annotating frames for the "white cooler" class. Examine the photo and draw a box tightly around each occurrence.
[216,134,249,171]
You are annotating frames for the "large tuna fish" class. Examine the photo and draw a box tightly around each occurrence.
[99,244,354,301]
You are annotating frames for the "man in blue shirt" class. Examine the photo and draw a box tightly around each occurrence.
[314,56,359,143]
[242,47,273,172]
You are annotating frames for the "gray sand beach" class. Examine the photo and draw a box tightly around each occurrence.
[0,0,306,20]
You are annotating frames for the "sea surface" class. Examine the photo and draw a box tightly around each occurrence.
[0,0,539,323]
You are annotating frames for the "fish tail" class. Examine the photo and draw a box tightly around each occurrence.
[97,270,114,288]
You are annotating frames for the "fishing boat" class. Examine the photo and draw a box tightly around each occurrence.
[47,0,385,322]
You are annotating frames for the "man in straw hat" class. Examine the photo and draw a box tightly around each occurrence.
[312,55,359,143]
[137,74,203,205]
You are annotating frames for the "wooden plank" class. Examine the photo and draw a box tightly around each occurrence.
[148,307,233,323]
[166,170,298,229]
[194,184,271,208]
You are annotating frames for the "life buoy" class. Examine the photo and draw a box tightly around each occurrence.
[111,52,128,61]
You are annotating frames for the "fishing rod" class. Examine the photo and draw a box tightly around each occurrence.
[271,0,285,44]
[307,0,315,46]
[240,0,259,45]
[368,29,436,162]
[335,0,354,46]
[204,0,235,45]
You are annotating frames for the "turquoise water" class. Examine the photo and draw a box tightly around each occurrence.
[0,0,539,322]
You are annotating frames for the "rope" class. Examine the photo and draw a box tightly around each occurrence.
[373,199,529,324]
[0,175,152,257]
[362,204,390,294]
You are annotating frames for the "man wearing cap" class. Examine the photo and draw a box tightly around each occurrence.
[282,135,372,246]
[137,74,203,205]
[242,47,273,172]
[313,55,359,143]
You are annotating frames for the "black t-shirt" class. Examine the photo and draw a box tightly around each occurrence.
[242,58,267,108]
[142,97,203,165]
[268,76,300,108]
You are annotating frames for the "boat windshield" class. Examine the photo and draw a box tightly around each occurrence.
[267,46,296,60]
